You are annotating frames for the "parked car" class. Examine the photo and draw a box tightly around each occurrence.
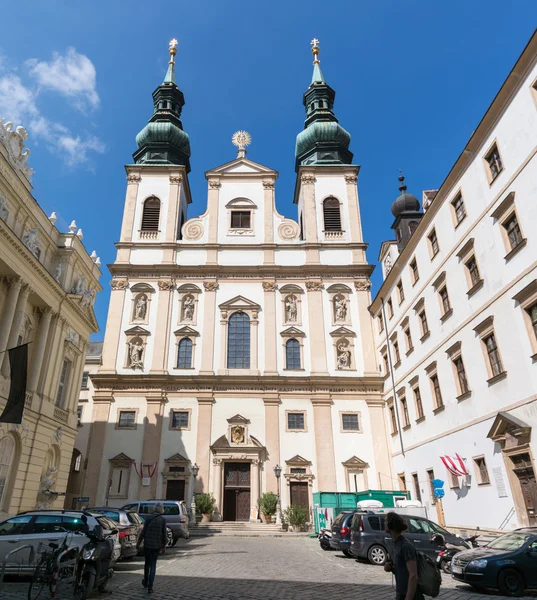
[330,511,356,557]
[350,512,461,565]
[122,500,189,545]
[452,529,537,596]
[0,510,120,573]
[88,507,143,560]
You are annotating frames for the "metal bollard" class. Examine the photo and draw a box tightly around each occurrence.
[0,544,35,593]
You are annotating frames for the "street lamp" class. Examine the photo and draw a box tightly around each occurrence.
[190,463,199,525]
[274,464,282,526]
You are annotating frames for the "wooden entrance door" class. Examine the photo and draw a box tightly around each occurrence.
[512,453,537,525]
[290,482,309,511]
[166,479,185,501]
[223,463,251,521]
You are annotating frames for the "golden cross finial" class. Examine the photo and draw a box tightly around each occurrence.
[169,38,178,64]
[310,38,320,64]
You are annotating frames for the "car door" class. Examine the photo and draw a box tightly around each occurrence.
[0,515,33,569]
[522,540,537,587]
[414,518,443,558]
[25,515,68,566]
[407,517,428,554]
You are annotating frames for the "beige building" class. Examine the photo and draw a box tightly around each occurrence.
[79,42,392,520]
[0,119,101,517]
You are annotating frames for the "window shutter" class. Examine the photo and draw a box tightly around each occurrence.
[323,197,342,231]
[141,198,160,231]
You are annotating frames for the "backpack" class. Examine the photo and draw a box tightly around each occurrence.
[416,551,441,597]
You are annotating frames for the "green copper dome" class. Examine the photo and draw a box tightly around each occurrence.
[295,120,351,165]
[135,121,190,154]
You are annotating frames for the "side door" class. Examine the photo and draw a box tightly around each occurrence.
[24,515,68,567]
[407,517,427,554]
[414,518,442,558]
[522,540,537,587]
[0,515,33,569]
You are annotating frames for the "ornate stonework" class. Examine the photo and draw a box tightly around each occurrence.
[345,175,358,184]
[262,281,278,292]
[169,175,183,184]
[208,180,221,189]
[182,218,204,241]
[158,280,175,291]
[354,279,372,291]
[126,174,142,184]
[262,181,275,189]
[278,220,300,241]
[0,119,34,180]
[305,281,324,291]
[203,281,218,291]
[300,175,316,185]
[110,278,128,290]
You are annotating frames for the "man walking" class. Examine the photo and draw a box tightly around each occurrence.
[384,512,423,600]
[140,502,167,594]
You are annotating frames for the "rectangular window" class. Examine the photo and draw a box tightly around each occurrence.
[290,467,306,474]
[427,469,437,504]
[287,412,305,431]
[485,144,503,181]
[451,193,466,225]
[398,473,407,492]
[81,371,89,389]
[419,310,429,337]
[118,410,136,429]
[55,358,72,408]
[77,406,83,426]
[404,327,413,353]
[389,404,397,434]
[410,259,419,284]
[428,229,439,257]
[439,286,451,315]
[454,356,469,394]
[387,298,394,318]
[230,211,251,229]
[110,467,129,498]
[474,457,490,485]
[413,387,424,420]
[396,280,405,303]
[341,413,360,431]
[382,352,389,375]
[529,304,537,341]
[484,333,503,376]
[503,214,523,250]
[449,471,460,489]
[393,340,401,364]
[400,397,410,428]
[466,256,481,287]
[412,473,422,503]
[378,314,384,333]
[430,374,444,410]
[171,411,189,429]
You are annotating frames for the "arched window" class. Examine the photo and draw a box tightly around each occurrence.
[177,338,193,369]
[227,312,250,369]
[323,197,342,231]
[0,436,15,507]
[285,339,301,370]
[141,197,160,231]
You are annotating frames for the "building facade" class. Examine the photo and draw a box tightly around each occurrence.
[0,121,101,517]
[371,32,537,532]
[81,41,392,519]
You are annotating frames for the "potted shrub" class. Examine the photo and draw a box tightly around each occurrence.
[258,492,278,523]
[195,493,215,523]
[283,505,309,532]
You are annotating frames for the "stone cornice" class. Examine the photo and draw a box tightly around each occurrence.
[114,241,369,252]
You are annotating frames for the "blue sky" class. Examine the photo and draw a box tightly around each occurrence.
[1,1,536,340]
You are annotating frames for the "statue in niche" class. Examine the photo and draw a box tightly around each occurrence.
[334,295,347,322]
[36,466,59,510]
[80,288,95,308]
[54,263,62,283]
[336,341,351,370]
[135,294,147,320]
[72,275,87,295]
[22,227,41,257]
[182,295,195,321]
[128,340,144,369]
[231,425,245,444]
[285,295,297,322]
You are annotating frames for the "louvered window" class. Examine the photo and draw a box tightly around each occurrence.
[141,197,160,231]
[323,197,342,231]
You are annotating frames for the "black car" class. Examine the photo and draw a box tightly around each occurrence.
[452,529,537,596]
[350,512,462,565]
[330,511,356,557]
[88,507,143,560]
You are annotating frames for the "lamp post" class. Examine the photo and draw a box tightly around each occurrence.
[274,464,282,526]
[190,463,199,525]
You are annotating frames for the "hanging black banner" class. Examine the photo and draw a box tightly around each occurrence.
[0,343,29,425]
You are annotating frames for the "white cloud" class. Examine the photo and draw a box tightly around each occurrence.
[26,48,99,111]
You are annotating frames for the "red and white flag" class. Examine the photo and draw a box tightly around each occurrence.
[440,453,468,476]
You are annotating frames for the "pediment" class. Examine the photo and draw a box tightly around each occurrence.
[279,284,304,295]
[174,326,199,337]
[487,411,531,441]
[125,326,151,336]
[227,414,250,424]
[329,326,356,338]
[206,157,277,177]
[211,434,264,450]
[164,452,189,463]
[130,283,156,293]
[342,456,369,468]
[109,453,134,463]
[280,327,306,338]
[177,283,202,293]
[286,455,312,466]
[219,295,261,311]
[326,284,352,294]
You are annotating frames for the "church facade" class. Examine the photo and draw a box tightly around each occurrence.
[81,40,393,519]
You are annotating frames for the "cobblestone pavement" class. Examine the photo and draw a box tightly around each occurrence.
[1,536,536,599]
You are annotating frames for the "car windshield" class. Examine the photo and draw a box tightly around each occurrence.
[487,533,532,551]
[333,513,348,526]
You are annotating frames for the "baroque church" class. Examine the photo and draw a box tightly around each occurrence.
[82,39,392,520]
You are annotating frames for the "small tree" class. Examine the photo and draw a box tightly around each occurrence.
[283,504,309,531]
[258,492,278,521]
[195,492,215,516]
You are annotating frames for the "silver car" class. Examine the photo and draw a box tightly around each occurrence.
[122,501,190,545]
[0,510,120,574]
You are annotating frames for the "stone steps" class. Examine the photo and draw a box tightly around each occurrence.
[190,522,308,537]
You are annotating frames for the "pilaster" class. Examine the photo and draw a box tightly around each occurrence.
[354,280,378,376]
[311,396,337,491]
[27,308,53,392]
[140,393,167,499]
[0,277,22,357]
[195,394,214,493]
[200,281,218,375]
[150,280,174,373]
[263,395,281,494]
[162,174,182,263]
[101,279,128,374]
[206,180,220,264]
[2,283,31,376]
[305,281,328,375]
[262,282,278,374]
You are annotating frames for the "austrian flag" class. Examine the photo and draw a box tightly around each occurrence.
[440,453,469,476]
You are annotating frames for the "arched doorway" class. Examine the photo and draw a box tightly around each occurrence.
[65,449,83,509]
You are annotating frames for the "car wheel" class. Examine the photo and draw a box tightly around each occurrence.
[342,549,353,558]
[172,537,179,547]
[441,559,452,574]
[498,568,525,597]
[166,528,174,548]
[367,545,387,566]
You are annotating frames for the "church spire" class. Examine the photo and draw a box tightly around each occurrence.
[295,38,353,170]
[133,39,191,170]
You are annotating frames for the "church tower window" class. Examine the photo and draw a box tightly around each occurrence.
[323,197,342,231]
[177,338,193,369]
[227,312,251,369]
[141,197,161,231]
[230,211,251,229]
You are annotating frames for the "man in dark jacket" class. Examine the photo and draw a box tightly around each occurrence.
[140,502,167,594]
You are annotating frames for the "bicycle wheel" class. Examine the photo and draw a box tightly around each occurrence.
[28,558,52,600]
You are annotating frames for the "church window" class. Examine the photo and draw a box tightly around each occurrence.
[141,197,160,231]
[287,412,305,431]
[178,212,185,240]
[230,211,251,229]
[177,338,193,369]
[55,358,72,409]
[0,437,15,508]
[285,338,301,370]
[323,197,342,231]
[227,312,250,368]
[171,411,190,429]
[341,413,360,431]
[118,410,136,429]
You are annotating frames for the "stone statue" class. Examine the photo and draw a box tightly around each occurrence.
[0,119,34,180]
[335,296,347,322]
[54,263,62,283]
[72,275,87,295]
[36,466,59,510]
[182,295,195,321]
[22,227,41,257]
[135,295,147,319]
[285,295,297,322]
[80,288,95,308]
[337,342,351,370]
[129,340,144,369]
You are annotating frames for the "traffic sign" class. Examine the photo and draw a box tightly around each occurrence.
[76,497,90,503]
[433,488,445,498]
[432,479,444,489]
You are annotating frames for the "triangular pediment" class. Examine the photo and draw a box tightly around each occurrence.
[487,411,531,441]
[164,452,189,463]
[219,295,261,311]
[227,414,250,424]
[206,157,277,177]
[280,327,306,338]
[286,455,312,465]
[109,453,134,463]
[329,326,356,338]
[342,456,369,468]
[125,326,151,336]
[174,326,199,337]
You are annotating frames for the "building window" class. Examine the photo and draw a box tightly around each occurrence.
[177,338,193,369]
[473,457,490,485]
[451,193,466,225]
[439,286,451,316]
[503,214,523,251]
[484,333,503,377]
[419,309,429,338]
[287,412,305,431]
[413,387,424,420]
[454,356,469,395]
[382,351,389,375]
[400,396,410,428]
[141,197,160,231]
[430,374,444,410]
[485,143,503,182]
[428,229,439,258]
[387,298,394,319]
[389,404,397,434]
[109,466,130,498]
[412,473,421,503]
[323,197,342,231]
[171,411,189,429]
[378,314,384,333]
[81,371,89,390]
[404,327,413,354]
[230,211,251,229]
[77,406,83,426]
[118,410,136,429]
[227,311,250,369]
[285,338,301,370]
[410,259,419,284]
[73,453,82,472]
[427,469,437,504]
[466,256,481,288]
[529,304,537,340]
[55,358,72,409]
[341,413,360,431]
[396,280,405,304]
[393,340,401,365]
[398,473,407,492]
